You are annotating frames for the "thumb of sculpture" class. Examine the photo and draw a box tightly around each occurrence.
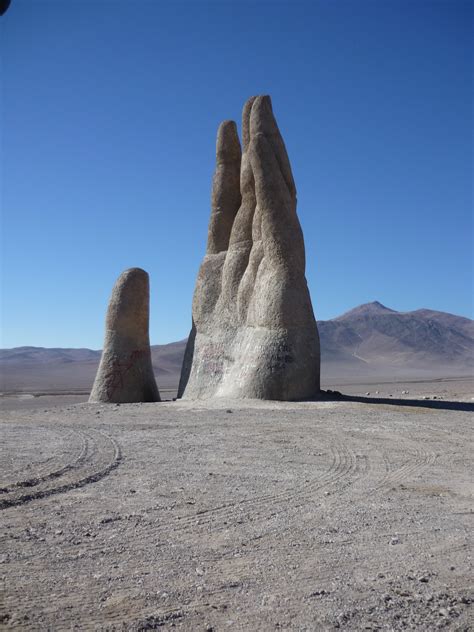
[89,268,161,403]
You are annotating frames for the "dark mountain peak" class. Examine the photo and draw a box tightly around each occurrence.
[335,301,396,321]
[371,300,392,310]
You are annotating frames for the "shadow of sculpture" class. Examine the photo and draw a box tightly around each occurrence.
[321,391,474,413]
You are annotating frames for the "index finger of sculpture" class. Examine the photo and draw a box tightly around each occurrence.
[206,120,242,255]
[219,101,258,313]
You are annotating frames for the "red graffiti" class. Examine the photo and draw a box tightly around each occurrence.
[105,349,146,400]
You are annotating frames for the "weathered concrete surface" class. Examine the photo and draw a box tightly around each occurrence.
[179,96,320,400]
[89,268,160,403]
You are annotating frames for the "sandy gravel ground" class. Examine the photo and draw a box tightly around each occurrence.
[0,395,472,631]
[1,376,472,413]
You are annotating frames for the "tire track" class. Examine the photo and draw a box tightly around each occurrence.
[0,426,81,487]
[143,432,362,537]
[0,429,89,493]
[375,445,436,492]
[159,437,343,532]
[0,427,122,510]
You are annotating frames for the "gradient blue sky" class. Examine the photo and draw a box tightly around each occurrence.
[1,0,472,348]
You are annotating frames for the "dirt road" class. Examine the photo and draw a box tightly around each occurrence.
[0,398,472,630]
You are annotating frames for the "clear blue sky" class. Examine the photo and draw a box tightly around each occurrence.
[1,0,472,348]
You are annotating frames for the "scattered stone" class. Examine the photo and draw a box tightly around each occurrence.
[89,268,160,403]
[178,96,320,401]
[100,516,121,525]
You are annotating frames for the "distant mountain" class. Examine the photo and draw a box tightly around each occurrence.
[0,341,188,393]
[1,303,472,393]
[335,300,397,319]
[318,302,473,376]
[150,340,188,383]
[0,347,101,364]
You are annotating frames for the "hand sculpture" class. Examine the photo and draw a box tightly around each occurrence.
[179,96,320,400]
[89,268,160,403]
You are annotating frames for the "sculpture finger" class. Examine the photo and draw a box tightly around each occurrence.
[206,120,241,254]
[242,95,258,151]
[227,96,257,248]
[249,95,296,198]
[220,98,258,315]
[250,133,305,273]
[89,268,160,403]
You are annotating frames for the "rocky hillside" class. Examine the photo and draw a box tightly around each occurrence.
[318,301,473,376]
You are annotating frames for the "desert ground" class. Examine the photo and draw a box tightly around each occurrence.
[1,374,472,412]
[0,380,472,631]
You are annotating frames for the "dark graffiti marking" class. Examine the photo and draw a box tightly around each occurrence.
[105,349,147,400]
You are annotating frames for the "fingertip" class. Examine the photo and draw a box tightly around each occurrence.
[249,95,296,197]
[242,96,258,150]
[249,95,277,140]
[216,120,241,163]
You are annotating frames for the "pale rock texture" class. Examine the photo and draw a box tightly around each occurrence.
[179,96,320,400]
[89,268,160,403]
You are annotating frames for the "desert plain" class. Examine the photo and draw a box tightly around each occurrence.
[0,375,472,631]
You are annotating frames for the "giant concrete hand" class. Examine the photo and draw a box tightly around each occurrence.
[179,96,320,400]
